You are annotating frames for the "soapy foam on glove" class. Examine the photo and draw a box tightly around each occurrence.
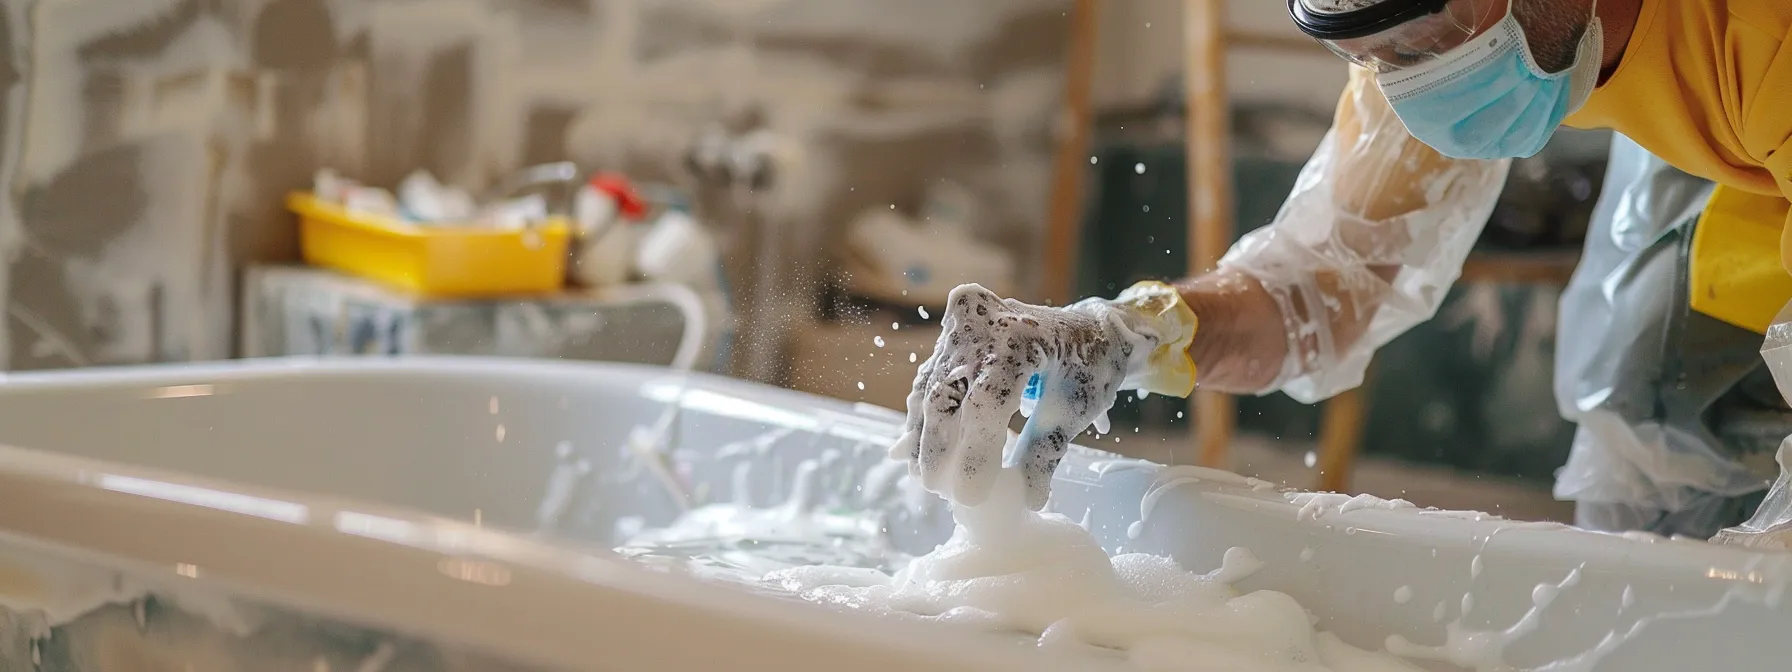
[891,284,1193,511]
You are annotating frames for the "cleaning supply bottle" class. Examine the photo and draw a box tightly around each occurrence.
[570,173,648,288]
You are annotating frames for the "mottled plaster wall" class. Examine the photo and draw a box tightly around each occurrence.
[0,0,1072,371]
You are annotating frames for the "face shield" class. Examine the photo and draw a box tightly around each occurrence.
[1289,0,1513,73]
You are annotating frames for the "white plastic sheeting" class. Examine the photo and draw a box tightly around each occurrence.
[1220,66,1511,403]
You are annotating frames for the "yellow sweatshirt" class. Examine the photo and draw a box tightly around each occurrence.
[1564,0,1792,271]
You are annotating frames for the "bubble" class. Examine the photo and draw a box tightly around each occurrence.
[1134,163,1146,175]
[1176,411,1184,419]
[1090,156,1099,164]
[1303,451,1317,468]
[857,382,866,390]
[874,336,886,348]
[892,322,900,330]
[918,306,931,319]
[910,353,918,363]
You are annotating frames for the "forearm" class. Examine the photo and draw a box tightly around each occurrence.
[1177,265,1397,394]
[1180,67,1507,403]
[1178,270,1280,392]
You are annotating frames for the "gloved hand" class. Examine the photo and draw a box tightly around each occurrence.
[890,282,1198,510]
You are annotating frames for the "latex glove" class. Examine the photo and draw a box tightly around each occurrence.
[891,282,1198,510]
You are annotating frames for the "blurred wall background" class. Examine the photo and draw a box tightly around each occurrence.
[0,0,1361,373]
[0,0,1082,371]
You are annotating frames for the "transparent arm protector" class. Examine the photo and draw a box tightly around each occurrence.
[1219,66,1513,403]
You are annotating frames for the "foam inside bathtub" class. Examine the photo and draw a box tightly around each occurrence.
[0,357,1781,671]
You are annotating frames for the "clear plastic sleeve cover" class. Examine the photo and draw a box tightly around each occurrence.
[1220,66,1511,403]
[1716,301,1792,548]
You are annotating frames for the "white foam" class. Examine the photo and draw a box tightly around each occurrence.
[763,468,1423,671]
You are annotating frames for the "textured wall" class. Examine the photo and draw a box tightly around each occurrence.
[0,0,1073,371]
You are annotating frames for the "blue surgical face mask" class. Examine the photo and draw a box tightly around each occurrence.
[1376,10,1603,160]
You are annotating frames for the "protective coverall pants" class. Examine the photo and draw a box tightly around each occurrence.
[1553,134,1784,539]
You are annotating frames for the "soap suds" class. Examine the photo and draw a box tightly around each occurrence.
[660,466,1423,671]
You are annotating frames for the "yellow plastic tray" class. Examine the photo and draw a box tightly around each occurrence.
[289,191,569,298]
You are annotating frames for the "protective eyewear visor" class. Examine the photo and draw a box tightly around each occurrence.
[1289,0,1511,73]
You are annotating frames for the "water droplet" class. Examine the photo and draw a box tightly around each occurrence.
[1145,21,1152,28]
[892,322,900,330]
[874,336,886,348]
[1303,451,1316,468]
[496,425,507,442]
[1142,205,1150,212]
[857,382,866,390]
[918,306,931,319]
[909,353,918,363]
[1176,411,1184,419]
[1090,156,1099,164]
[1134,163,1146,174]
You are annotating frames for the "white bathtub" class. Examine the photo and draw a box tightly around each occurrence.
[0,357,1780,671]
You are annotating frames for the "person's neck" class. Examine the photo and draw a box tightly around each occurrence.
[1596,0,1644,79]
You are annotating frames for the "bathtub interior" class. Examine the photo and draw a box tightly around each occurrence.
[0,360,958,555]
[0,358,1784,671]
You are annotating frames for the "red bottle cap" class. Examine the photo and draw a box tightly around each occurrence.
[588,173,648,220]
